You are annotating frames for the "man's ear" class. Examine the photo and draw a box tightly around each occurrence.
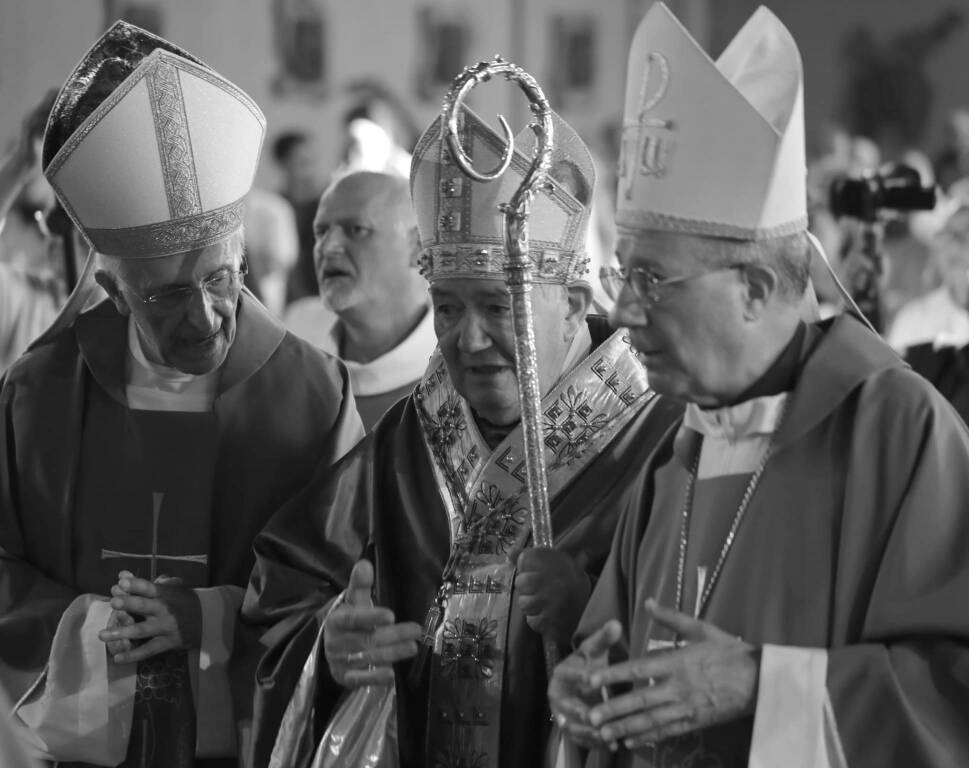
[94,269,131,317]
[407,226,422,269]
[741,263,778,318]
[564,283,593,340]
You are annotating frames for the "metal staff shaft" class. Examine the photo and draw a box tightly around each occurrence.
[443,57,558,669]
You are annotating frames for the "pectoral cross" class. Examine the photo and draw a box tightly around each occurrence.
[646,566,708,653]
[101,491,208,580]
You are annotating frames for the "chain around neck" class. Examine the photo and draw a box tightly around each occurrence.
[673,399,788,622]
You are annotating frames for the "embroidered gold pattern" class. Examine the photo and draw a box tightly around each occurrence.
[616,209,809,242]
[45,49,264,260]
[441,618,498,679]
[544,384,621,469]
[419,244,589,284]
[147,58,202,219]
[415,108,589,285]
[642,731,726,768]
[415,330,657,768]
[434,745,489,768]
[86,198,244,258]
[621,51,675,197]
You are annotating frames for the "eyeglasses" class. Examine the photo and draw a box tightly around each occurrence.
[599,263,743,306]
[121,259,248,310]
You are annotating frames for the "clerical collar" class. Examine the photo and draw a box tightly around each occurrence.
[680,322,809,447]
[725,321,806,406]
[471,321,593,449]
[329,303,437,397]
[125,317,220,412]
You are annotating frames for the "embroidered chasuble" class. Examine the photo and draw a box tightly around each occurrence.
[73,383,217,768]
[243,315,686,768]
[416,329,654,767]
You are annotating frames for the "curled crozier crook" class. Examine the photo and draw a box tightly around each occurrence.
[440,58,560,682]
[442,55,554,192]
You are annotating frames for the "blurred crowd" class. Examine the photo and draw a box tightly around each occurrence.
[7,85,969,390]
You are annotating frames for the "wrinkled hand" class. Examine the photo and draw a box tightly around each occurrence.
[583,599,759,751]
[97,571,202,664]
[513,547,591,647]
[104,605,135,657]
[324,559,422,689]
[548,619,626,750]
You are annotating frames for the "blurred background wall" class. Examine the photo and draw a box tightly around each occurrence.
[1,0,965,187]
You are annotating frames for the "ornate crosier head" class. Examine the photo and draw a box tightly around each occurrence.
[409,56,596,286]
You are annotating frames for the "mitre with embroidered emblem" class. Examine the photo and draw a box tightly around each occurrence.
[617,2,806,241]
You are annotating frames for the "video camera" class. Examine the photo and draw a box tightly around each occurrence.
[829,162,936,222]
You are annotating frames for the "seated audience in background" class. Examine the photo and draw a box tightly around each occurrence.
[888,202,969,350]
[285,170,434,429]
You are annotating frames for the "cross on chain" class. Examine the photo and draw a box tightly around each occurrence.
[100,491,208,580]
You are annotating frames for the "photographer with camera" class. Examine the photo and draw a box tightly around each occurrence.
[828,162,936,334]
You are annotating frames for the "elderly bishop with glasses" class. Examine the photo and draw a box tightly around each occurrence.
[551,4,969,768]
[0,22,363,768]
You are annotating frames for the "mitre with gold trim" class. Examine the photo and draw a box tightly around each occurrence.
[617,2,806,241]
[410,105,596,284]
[42,21,265,259]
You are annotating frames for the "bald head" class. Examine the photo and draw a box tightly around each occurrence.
[313,170,424,317]
[323,171,414,232]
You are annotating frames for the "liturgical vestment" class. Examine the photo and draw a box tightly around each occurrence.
[0,293,363,766]
[241,316,684,768]
[578,314,969,768]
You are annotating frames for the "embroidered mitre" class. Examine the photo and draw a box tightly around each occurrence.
[617,3,806,241]
[42,20,265,259]
[410,105,596,284]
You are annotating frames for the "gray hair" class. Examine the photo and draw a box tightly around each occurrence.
[696,231,812,299]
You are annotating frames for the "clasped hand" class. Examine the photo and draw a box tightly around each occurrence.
[548,599,759,752]
[97,570,202,664]
[512,547,591,647]
[324,559,422,688]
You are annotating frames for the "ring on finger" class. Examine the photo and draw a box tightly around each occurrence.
[347,650,367,666]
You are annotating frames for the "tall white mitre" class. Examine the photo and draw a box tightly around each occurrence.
[616,3,806,240]
[42,21,265,259]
